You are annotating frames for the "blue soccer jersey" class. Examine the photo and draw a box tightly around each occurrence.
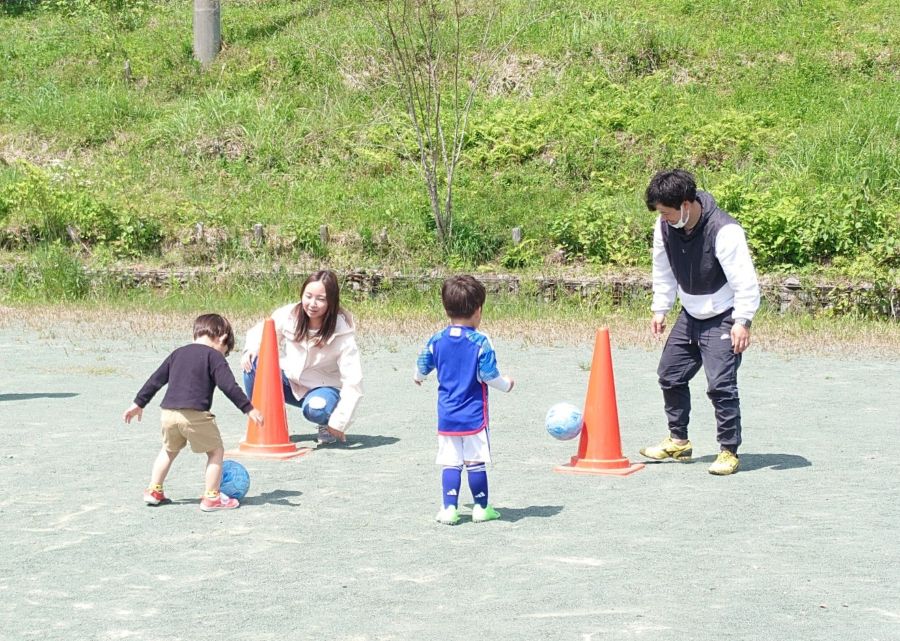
[416,325,505,435]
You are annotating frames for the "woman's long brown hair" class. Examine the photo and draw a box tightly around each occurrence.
[292,269,341,345]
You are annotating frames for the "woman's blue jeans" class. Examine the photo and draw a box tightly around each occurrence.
[243,362,340,427]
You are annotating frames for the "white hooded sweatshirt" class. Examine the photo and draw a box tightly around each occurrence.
[242,304,363,432]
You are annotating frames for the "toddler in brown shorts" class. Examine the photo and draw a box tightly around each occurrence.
[123,314,263,511]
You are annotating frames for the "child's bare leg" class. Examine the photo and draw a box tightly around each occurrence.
[149,448,179,487]
[204,446,225,495]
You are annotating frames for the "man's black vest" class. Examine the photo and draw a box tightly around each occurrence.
[660,191,738,296]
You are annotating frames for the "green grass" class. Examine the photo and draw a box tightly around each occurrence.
[0,0,898,279]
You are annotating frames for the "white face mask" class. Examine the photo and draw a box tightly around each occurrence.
[667,205,689,229]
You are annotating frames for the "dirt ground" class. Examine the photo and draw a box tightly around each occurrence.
[1,317,899,641]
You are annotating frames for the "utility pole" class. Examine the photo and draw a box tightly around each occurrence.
[193,0,221,67]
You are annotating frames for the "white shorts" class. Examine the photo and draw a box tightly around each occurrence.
[435,429,491,466]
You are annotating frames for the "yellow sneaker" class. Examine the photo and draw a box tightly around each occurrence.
[708,450,740,475]
[639,436,693,461]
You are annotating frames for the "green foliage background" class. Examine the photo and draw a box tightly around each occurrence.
[0,0,898,284]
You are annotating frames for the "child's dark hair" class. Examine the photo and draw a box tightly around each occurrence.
[193,313,235,356]
[293,269,342,344]
[645,169,697,210]
[441,275,486,319]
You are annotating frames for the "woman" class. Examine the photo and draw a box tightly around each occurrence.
[241,270,363,444]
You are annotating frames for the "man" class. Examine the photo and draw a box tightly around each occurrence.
[640,169,760,475]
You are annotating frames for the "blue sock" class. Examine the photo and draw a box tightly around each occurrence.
[441,466,462,508]
[466,463,488,508]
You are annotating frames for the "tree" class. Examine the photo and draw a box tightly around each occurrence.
[377,0,502,247]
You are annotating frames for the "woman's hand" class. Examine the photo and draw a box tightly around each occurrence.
[241,351,255,373]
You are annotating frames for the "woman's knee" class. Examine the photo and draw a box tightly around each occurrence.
[302,388,340,424]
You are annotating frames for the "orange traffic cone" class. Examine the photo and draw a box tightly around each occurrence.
[555,328,644,476]
[228,318,311,460]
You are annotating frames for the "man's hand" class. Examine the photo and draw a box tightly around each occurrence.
[651,313,667,338]
[247,408,264,425]
[731,323,751,354]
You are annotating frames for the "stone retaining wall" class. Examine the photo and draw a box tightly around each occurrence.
[79,267,898,320]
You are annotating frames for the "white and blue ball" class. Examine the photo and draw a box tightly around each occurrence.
[545,402,584,441]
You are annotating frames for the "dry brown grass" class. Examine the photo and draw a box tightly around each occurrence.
[2,304,898,359]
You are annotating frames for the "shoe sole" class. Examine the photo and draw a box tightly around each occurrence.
[708,465,739,476]
[200,505,239,512]
[144,498,172,506]
[436,512,460,525]
[639,449,693,462]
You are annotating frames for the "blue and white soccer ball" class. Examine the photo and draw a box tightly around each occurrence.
[545,402,584,441]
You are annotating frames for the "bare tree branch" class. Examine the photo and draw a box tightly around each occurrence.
[375,0,542,247]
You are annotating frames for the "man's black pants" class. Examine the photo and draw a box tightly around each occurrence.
[657,309,743,453]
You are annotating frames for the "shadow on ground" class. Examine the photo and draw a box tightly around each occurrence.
[487,505,564,522]
[169,489,303,508]
[289,434,400,449]
[0,392,79,402]
[240,489,303,507]
[694,453,812,471]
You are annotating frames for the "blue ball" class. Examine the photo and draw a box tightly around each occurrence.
[545,402,583,441]
[220,459,251,500]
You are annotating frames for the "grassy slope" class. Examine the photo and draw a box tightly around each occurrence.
[0,0,898,274]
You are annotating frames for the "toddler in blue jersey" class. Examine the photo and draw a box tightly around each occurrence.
[414,275,515,525]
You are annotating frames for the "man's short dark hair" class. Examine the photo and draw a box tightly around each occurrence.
[441,275,486,319]
[645,169,697,210]
[193,313,235,355]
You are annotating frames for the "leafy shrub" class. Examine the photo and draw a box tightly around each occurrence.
[282,220,327,258]
[465,104,547,167]
[549,196,650,265]
[1,244,89,302]
[500,238,542,269]
[686,110,785,168]
[0,162,161,257]
[714,176,900,269]
[445,216,503,266]
[29,0,150,30]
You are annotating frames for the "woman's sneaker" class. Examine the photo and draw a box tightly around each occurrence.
[317,426,337,445]
[472,504,501,523]
[200,493,239,512]
[143,488,171,506]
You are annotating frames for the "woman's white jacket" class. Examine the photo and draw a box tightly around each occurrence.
[243,304,363,431]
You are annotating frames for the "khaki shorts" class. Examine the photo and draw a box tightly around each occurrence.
[160,409,223,453]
